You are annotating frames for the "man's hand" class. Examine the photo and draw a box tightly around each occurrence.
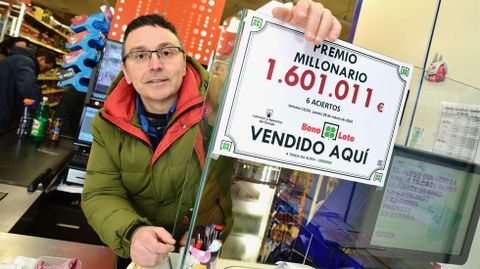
[130,226,176,267]
[179,232,188,247]
[272,0,342,44]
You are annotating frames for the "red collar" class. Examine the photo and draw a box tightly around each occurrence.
[101,62,208,166]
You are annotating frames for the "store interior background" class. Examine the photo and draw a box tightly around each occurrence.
[3,0,479,268]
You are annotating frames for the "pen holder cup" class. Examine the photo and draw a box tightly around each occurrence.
[185,245,219,269]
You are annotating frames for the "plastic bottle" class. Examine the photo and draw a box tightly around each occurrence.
[30,96,50,141]
[57,68,76,81]
[17,98,36,138]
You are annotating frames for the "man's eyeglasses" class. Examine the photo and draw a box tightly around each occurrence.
[123,46,185,64]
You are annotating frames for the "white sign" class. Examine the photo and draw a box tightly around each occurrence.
[212,11,412,186]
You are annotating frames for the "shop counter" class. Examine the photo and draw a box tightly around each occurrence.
[0,130,74,187]
[206,258,276,269]
[0,130,76,235]
[0,183,41,232]
[129,252,277,269]
[0,232,116,268]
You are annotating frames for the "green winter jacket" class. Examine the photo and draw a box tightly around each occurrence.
[81,57,234,258]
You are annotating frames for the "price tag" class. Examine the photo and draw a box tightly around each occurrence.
[212,11,413,186]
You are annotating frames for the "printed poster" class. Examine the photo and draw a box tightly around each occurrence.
[212,11,412,186]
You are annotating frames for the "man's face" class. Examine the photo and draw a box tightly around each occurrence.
[121,25,186,109]
[37,56,52,73]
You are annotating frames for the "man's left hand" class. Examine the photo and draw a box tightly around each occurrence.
[272,0,342,45]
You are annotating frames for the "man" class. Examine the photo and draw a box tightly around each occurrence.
[81,0,341,268]
[0,38,56,133]
[36,48,56,73]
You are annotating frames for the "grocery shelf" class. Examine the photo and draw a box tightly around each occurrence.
[38,75,59,81]
[42,88,64,94]
[24,12,69,39]
[48,101,60,107]
[19,34,67,54]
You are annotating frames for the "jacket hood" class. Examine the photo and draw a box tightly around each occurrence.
[9,46,39,74]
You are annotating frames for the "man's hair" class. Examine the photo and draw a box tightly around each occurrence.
[0,36,30,55]
[122,14,183,58]
[36,48,56,67]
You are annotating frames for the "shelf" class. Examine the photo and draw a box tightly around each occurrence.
[0,2,21,10]
[233,176,278,187]
[24,12,69,39]
[19,34,67,54]
[48,101,60,107]
[42,88,64,94]
[38,75,59,81]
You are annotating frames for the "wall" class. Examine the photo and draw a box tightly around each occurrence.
[353,0,480,157]
[353,0,437,67]
[428,0,480,88]
[352,0,439,145]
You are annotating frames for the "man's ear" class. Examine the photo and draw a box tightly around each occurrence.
[121,62,132,84]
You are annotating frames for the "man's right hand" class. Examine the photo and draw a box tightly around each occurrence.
[130,226,176,267]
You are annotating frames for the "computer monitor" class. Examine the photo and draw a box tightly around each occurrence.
[298,146,480,266]
[88,39,123,102]
[363,146,480,264]
[75,105,100,147]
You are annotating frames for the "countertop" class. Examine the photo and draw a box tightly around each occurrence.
[0,183,41,232]
[0,232,116,269]
[0,130,74,187]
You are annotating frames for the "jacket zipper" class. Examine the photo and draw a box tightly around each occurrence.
[101,101,205,150]
[167,101,204,130]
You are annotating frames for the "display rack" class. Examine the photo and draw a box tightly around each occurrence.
[24,12,69,39]
[18,34,67,54]
[0,0,25,40]
[56,12,109,93]
[41,88,65,95]
[38,74,60,81]
[221,160,279,262]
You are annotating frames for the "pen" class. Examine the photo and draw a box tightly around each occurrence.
[27,168,52,192]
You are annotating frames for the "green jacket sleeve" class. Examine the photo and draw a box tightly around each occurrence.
[81,115,151,258]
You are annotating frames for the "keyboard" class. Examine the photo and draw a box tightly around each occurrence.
[69,153,89,169]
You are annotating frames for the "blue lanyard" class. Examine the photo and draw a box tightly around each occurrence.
[136,95,177,146]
